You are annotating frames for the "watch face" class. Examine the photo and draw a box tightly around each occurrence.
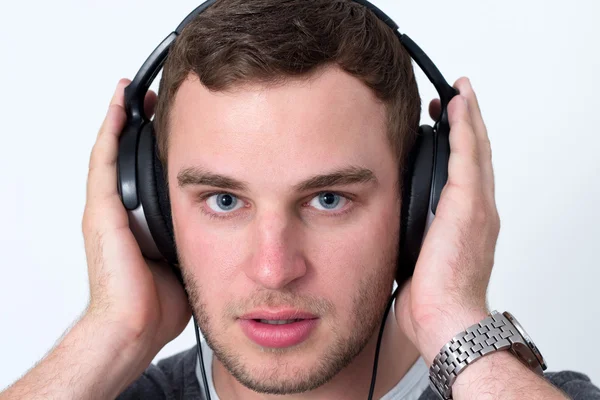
[503,311,547,371]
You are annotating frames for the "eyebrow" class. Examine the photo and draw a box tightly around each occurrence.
[293,166,377,192]
[177,165,377,192]
[177,167,249,191]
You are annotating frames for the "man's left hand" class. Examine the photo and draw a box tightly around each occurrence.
[395,77,500,366]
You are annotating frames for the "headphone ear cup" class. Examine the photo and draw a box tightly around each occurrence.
[137,121,178,265]
[397,125,435,286]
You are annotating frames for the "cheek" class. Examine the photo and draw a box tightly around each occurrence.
[172,197,245,301]
[303,200,400,313]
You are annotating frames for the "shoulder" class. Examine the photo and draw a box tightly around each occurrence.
[544,369,600,397]
[116,346,201,400]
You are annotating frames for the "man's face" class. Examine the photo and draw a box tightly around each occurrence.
[168,65,401,394]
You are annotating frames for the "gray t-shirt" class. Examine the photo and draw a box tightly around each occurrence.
[117,345,600,399]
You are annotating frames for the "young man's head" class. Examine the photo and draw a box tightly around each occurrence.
[153,0,420,394]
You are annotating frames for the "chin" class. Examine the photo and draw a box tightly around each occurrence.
[211,328,369,395]
[228,354,335,395]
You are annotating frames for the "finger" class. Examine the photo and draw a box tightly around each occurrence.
[453,77,495,201]
[429,98,441,121]
[87,79,130,204]
[446,94,482,192]
[95,78,130,139]
[144,90,158,119]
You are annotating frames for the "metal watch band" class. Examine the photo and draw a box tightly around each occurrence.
[428,310,526,399]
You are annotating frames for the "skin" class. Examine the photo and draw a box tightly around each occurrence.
[167,66,418,398]
[0,68,570,400]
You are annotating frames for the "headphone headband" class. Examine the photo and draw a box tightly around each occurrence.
[124,0,455,126]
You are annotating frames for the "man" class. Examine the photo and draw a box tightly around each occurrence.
[2,0,598,399]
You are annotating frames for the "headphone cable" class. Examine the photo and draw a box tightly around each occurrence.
[193,316,212,400]
[367,285,400,400]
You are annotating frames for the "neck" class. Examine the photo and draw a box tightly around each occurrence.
[212,307,421,400]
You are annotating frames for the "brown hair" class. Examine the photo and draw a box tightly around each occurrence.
[154,0,421,190]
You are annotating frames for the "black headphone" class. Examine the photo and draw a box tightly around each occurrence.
[117,0,458,398]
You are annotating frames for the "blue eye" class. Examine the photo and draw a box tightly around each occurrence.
[309,192,347,211]
[206,193,244,213]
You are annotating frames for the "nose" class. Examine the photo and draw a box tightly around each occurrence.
[244,210,307,290]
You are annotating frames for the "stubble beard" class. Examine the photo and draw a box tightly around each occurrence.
[180,243,398,395]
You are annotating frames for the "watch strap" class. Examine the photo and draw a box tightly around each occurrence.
[428,310,526,399]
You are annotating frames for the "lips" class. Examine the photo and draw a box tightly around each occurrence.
[240,310,318,321]
[238,309,319,348]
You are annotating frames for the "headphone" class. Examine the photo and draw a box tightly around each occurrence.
[117,0,458,398]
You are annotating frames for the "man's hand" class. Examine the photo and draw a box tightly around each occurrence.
[394,78,569,399]
[394,77,499,365]
[83,78,191,358]
[1,79,191,400]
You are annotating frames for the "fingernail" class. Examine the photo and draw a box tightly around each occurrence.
[116,78,130,92]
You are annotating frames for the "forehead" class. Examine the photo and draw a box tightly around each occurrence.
[167,66,394,189]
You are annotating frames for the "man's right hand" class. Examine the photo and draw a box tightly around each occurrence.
[0,79,191,400]
[83,78,191,357]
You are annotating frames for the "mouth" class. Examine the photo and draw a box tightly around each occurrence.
[255,319,305,325]
[238,309,319,348]
[240,310,318,320]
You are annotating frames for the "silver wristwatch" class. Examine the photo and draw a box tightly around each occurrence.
[428,310,547,400]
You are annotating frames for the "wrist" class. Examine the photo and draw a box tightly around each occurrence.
[422,308,555,400]
[415,306,490,367]
[81,307,159,365]
[85,301,159,351]
[2,310,156,400]
[77,312,157,389]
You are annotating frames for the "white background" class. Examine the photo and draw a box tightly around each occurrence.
[1,0,599,392]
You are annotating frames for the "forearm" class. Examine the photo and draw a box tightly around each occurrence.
[451,351,569,400]
[1,312,152,400]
